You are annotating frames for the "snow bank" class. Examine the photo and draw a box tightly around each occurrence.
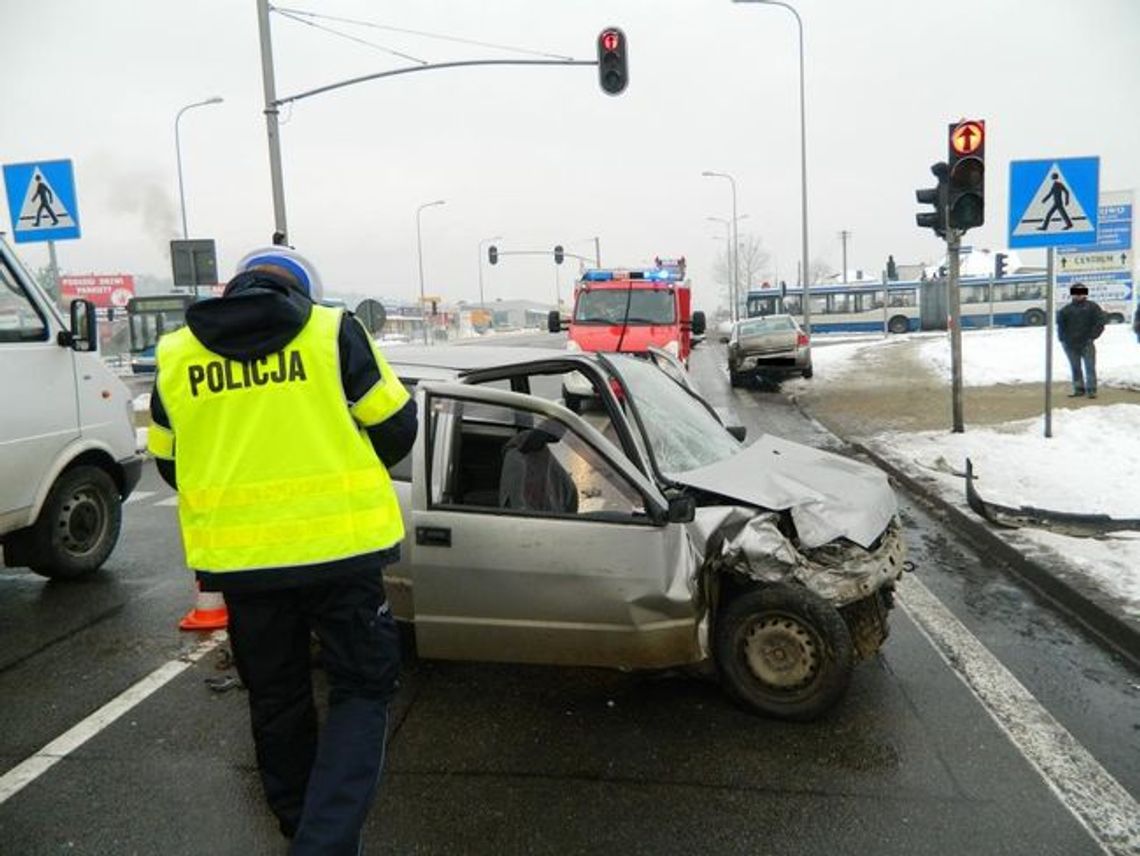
[133,393,150,413]
[871,404,1140,613]
[918,323,1140,388]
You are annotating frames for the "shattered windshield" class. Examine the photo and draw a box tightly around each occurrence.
[608,354,741,474]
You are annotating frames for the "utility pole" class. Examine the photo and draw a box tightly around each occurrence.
[256,0,288,242]
[839,230,851,284]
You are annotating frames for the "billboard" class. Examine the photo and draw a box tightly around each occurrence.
[58,274,135,309]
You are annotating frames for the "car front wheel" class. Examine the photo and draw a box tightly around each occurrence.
[715,584,854,721]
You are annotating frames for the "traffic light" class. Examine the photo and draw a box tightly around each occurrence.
[994,252,1008,279]
[488,245,498,265]
[554,245,564,265]
[947,119,985,231]
[597,27,629,95]
[916,162,949,238]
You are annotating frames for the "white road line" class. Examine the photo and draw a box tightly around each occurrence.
[897,573,1140,855]
[0,632,224,805]
[123,491,155,505]
[154,496,178,507]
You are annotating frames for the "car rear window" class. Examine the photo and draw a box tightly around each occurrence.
[738,317,795,336]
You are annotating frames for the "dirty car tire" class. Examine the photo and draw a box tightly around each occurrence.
[715,584,854,721]
[20,466,122,580]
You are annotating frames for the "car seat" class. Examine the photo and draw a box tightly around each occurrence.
[498,424,579,514]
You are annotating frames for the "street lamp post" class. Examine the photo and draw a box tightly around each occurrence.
[416,200,446,344]
[732,0,811,333]
[174,96,224,239]
[702,171,740,320]
[477,235,502,308]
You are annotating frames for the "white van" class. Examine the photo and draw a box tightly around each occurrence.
[0,235,142,579]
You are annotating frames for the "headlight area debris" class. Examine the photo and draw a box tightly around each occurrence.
[687,506,907,608]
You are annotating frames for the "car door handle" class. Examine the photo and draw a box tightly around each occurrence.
[416,526,452,548]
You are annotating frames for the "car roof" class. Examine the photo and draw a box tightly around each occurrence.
[383,344,578,377]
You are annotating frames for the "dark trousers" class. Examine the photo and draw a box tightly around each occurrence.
[224,572,400,855]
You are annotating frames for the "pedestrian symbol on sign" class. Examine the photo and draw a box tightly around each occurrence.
[1012,163,1091,237]
[16,168,76,233]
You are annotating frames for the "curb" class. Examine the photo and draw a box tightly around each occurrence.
[789,394,1140,668]
[855,439,1140,668]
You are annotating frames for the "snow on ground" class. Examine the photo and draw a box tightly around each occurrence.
[135,427,148,452]
[132,393,150,413]
[810,323,1140,388]
[918,323,1140,388]
[869,404,1140,614]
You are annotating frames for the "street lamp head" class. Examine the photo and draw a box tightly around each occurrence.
[206,96,224,105]
[701,170,716,177]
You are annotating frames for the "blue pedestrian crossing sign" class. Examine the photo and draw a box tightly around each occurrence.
[2,159,82,243]
[1008,157,1098,249]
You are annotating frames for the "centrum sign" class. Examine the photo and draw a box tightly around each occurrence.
[59,274,135,308]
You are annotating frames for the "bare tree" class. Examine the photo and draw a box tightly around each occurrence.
[712,232,772,316]
[808,257,835,284]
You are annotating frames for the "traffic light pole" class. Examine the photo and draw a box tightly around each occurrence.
[947,230,964,433]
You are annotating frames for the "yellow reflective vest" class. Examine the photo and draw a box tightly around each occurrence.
[147,304,408,574]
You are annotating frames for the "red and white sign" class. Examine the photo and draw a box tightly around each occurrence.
[59,274,135,308]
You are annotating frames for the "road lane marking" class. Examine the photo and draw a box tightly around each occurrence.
[123,491,155,505]
[0,632,224,805]
[897,573,1140,855]
[154,496,178,507]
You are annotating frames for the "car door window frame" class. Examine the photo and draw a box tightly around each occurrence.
[421,383,667,526]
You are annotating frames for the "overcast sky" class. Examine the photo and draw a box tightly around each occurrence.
[4,0,1138,310]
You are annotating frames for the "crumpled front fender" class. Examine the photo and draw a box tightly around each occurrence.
[686,506,906,608]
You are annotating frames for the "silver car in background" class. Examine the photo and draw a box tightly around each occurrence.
[727,314,812,386]
[383,345,904,721]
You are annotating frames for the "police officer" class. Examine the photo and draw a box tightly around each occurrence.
[148,246,416,853]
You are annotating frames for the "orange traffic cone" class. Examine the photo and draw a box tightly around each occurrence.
[179,581,228,631]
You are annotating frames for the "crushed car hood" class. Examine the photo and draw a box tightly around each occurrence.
[668,435,897,549]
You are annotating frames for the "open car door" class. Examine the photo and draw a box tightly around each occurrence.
[408,382,702,670]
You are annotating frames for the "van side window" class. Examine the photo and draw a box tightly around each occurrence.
[0,261,47,342]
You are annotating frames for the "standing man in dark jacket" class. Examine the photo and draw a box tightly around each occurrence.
[1056,282,1106,398]
[148,246,416,853]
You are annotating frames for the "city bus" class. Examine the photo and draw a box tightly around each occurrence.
[745,274,1132,334]
[126,293,194,373]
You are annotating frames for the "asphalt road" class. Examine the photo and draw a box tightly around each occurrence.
[1,336,1137,855]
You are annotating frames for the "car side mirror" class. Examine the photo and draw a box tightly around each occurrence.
[667,494,696,523]
[548,310,566,334]
[690,310,706,336]
[726,425,746,442]
[60,298,97,352]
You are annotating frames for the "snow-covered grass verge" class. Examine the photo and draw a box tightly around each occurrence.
[918,323,1140,388]
[869,403,1140,614]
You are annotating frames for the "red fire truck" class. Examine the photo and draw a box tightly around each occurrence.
[548,257,706,410]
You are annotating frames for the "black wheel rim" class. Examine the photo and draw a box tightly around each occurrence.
[56,485,108,556]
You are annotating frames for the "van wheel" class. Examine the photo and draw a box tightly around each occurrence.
[802,366,814,379]
[887,315,909,335]
[715,584,853,721]
[1024,309,1046,326]
[19,466,122,579]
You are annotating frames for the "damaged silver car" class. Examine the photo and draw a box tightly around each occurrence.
[383,345,906,721]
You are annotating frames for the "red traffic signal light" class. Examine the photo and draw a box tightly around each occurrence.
[597,27,629,96]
